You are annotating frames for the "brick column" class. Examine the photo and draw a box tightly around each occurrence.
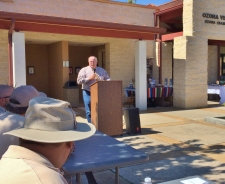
[173,36,208,108]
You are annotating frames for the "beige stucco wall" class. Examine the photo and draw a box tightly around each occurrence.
[48,41,69,100]
[0,30,9,84]
[69,46,93,81]
[161,42,173,85]
[0,0,154,26]
[26,44,49,95]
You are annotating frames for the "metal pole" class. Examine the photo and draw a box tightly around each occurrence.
[115,167,119,184]
[76,173,81,184]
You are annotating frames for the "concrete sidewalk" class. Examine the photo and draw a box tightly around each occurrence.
[74,101,225,184]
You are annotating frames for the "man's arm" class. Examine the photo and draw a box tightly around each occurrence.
[103,69,110,81]
[77,68,89,84]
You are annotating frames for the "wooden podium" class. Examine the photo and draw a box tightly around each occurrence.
[90,80,123,136]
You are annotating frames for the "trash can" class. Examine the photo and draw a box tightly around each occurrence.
[64,81,77,88]
[63,81,79,107]
[123,108,141,135]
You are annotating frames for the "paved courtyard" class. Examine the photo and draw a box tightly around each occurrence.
[73,101,225,184]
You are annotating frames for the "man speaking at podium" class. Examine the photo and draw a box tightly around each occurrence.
[77,56,110,184]
[77,56,110,123]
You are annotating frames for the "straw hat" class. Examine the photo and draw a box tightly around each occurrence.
[4,97,96,143]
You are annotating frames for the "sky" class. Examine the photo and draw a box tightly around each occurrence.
[115,0,172,6]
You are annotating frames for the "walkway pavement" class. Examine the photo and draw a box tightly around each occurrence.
[73,101,225,184]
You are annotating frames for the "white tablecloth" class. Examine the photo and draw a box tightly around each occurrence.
[207,85,225,104]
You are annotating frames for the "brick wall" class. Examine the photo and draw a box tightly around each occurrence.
[183,0,225,39]
[173,35,208,108]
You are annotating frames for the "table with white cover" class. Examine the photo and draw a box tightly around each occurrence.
[207,85,225,104]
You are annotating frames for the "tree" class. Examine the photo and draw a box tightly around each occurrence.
[127,0,136,4]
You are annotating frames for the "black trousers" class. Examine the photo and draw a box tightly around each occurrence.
[85,171,97,184]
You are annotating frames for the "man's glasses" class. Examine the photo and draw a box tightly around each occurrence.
[1,96,10,99]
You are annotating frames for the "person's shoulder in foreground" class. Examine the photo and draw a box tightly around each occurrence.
[0,96,96,184]
[0,145,67,184]
[0,111,24,158]
[0,85,24,157]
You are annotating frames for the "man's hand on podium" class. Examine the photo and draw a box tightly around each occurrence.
[94,73,102,81]
[88,73,105,81]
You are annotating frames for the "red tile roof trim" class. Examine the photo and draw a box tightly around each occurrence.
[157,0,183,11]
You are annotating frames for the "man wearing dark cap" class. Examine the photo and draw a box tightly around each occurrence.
[0,85,41,157]
[5,85,41,115]
[0,84,13,109]
[0,97,95,183]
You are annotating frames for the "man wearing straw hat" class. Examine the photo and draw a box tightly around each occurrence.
[0,96,96,183]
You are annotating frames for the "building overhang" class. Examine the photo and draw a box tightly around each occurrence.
[162,32,183,42]
[208,40,225,46]
[0,11,166,40]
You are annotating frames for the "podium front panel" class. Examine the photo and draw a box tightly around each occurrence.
[91,81,123,136]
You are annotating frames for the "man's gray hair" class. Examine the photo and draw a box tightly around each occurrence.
[88,56,98,62]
